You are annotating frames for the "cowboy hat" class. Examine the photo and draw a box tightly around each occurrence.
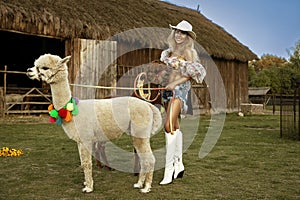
[169,20,196,40]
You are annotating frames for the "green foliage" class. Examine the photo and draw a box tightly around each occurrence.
[249,41,300,94]
[288,40,300,69]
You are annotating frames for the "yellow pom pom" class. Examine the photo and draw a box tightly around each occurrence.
[66,103,74,111]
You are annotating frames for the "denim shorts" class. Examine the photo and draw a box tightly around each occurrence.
[162,81,190,114]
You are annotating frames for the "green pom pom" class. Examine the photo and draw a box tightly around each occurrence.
[71,98,79,115]
[49,110,59,118]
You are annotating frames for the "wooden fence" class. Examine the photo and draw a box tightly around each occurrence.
[0,66,51,117]
[280,90,300,140]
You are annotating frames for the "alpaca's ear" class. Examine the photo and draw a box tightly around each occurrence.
[59,56,71,65]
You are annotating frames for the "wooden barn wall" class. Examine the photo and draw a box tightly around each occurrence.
[213,58,249,112]
[116,46,208,112]
[65,39,248,113]
[116,45,162,96]
[65,38,117,99]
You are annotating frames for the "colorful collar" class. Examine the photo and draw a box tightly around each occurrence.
[48,97,79,125]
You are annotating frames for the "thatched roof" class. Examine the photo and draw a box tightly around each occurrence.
[0,0,257,62]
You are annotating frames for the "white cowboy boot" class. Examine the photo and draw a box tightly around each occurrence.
[160,131,176,185]
[174,129,184,179]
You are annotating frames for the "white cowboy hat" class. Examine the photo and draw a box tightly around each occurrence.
[169,20,196,40]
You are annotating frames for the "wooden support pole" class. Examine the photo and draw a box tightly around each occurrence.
[0,87,3,118]
[3,65,7,117]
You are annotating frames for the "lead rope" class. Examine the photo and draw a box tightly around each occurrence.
[134,72,164,102]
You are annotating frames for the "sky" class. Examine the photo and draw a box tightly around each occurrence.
[163,0,300,59]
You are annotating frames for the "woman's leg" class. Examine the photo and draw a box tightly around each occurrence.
[164,98,182,133]
[174,129,184,179]
[164,98,185,179]
[160,98,182,185]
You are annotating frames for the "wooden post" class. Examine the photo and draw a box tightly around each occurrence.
[3,65,7,117]
[0,87,3,118]
[272,94,276,115]
[4,65,7,98]
[280,92,283,138]
[298,87,300,140]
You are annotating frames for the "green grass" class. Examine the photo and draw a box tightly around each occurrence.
[0,114,299,199]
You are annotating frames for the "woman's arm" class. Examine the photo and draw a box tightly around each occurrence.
[165,76,190,90]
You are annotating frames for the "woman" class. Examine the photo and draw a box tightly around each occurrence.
[160,20,206,185]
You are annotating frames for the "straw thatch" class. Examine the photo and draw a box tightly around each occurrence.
[0,0,257,62]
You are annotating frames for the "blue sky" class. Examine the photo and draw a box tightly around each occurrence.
[163,0,300,59]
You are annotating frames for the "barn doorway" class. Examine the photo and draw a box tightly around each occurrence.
[0,30,65,88]
[0,30,65,116]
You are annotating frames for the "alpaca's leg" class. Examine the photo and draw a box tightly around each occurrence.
[78,142,93,193]
[133,148,140,176]
[94,142,103,168]
[141,153,155,193]
[99,143,113,170]
[132,139,146,189]
[132,137,155,193]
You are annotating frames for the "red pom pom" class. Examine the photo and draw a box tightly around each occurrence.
[58,108,68,118]
[49,116,56,123]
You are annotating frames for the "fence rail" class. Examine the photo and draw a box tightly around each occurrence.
[0,65,51,117]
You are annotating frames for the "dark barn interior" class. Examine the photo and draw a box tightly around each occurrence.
[0,30,65,88]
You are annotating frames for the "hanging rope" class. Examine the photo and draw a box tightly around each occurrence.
[70,72,165,102]
[69,83,165,91]
[133,72,162,102]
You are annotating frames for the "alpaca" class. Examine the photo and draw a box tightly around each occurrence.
[94,83,164,174]
[26,54,162,193]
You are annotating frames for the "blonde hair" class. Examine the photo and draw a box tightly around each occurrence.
[167,30,199,62]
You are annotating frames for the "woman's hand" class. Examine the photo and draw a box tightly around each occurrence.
[166,76,190,91]
[165,82,177,91]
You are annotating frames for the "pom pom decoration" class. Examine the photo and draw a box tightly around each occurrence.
[49,109,59,118]
[64,111,72,122]
[56,116,62,125]
[48,104,54,111]
[74,97,79,105]
[48,97,79,125]
[58,108,68,118]
[49,116,56,123]
[71,98,79,115]
[66,103,74,111]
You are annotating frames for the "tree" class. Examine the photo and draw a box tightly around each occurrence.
[288,40,300,71]
[248,43,300,95]
[249,54,286,72]
[249,55,288,93]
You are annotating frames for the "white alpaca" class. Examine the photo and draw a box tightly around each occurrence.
[27,54,162,193]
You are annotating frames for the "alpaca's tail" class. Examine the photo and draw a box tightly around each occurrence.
[148,103,163,135]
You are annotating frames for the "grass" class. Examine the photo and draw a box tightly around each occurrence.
[0,114,299,199]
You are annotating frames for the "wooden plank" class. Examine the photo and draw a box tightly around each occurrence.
[0,70,27,74]
[6,110,49,114]
[6,102,50,105]
[22,94,51,97]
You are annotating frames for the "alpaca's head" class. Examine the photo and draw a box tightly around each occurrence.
[27,54,71,84]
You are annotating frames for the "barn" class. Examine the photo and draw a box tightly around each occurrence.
[0,0,257,115]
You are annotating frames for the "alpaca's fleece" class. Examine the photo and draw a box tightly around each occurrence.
[27,54,162,193]
[62,97,162,143]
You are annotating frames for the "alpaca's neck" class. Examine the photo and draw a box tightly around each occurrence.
[50,78,72,110]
